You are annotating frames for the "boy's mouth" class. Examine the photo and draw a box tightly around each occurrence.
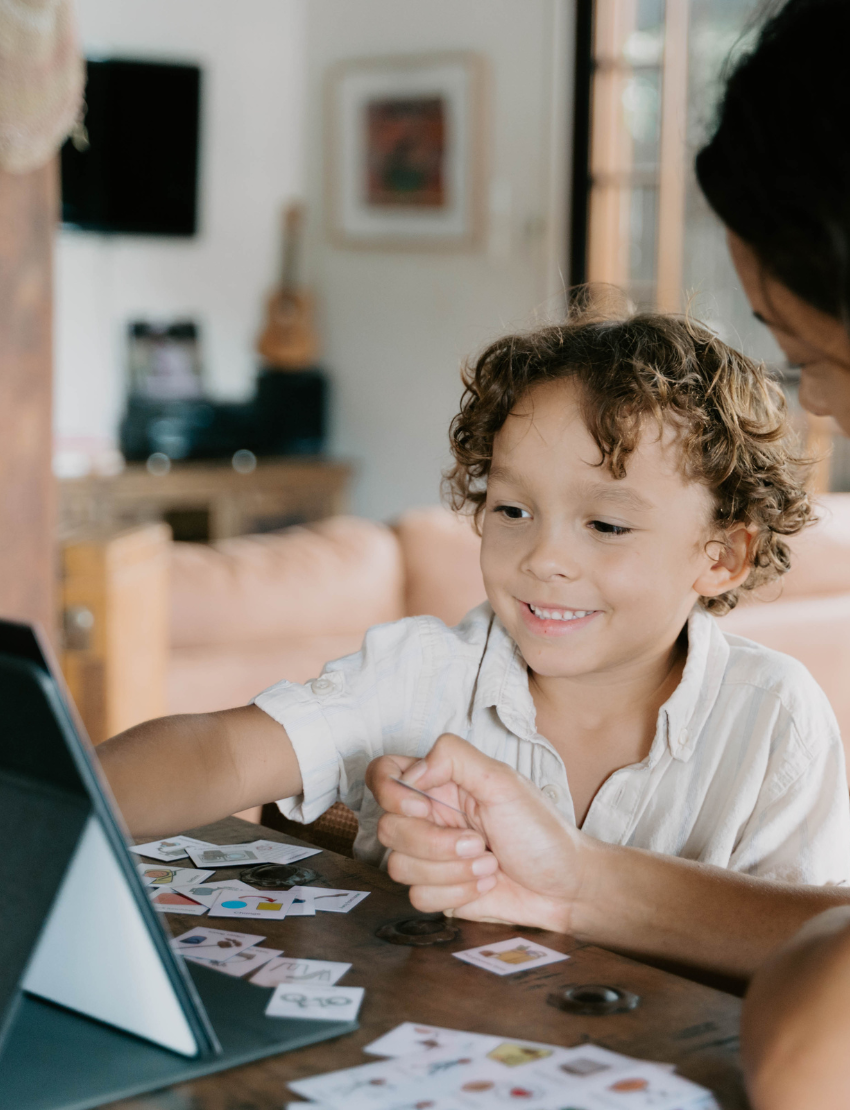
[527,603,594,621]
[520,601,600,634]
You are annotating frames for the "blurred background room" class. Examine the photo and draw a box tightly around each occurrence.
[4,0,850,840]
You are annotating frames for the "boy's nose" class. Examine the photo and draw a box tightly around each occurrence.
[521,534,580,582]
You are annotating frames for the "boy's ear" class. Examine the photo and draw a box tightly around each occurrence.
[693,523,756,599]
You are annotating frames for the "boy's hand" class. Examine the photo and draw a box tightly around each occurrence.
[366,734,590,933]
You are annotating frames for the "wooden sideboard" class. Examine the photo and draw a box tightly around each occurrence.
[58,457,353,543]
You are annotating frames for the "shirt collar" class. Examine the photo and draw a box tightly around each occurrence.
[473,605,539,740]
[660,606,730,761]
[473,602,729,761]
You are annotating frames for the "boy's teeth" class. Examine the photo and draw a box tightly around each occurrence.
[529,605,591,621]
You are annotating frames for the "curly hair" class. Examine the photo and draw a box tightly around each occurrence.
[444,311,813,616]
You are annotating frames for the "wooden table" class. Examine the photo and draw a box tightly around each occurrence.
[59,457,352,543]
[106,817,748,1110]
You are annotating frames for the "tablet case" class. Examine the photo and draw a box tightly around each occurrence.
[0,621,356,1110]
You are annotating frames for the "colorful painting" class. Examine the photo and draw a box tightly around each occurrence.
[365,96,446,207]
[327,52,485,249]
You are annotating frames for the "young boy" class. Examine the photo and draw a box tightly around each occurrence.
[99,313,850,884]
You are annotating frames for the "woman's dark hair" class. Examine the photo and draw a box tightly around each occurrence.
[696,0,850,323]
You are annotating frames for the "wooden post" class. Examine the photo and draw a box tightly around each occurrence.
[587,0,638,290]
[656,0,690,313]
[61,524,172,744]
[0,162,56,637]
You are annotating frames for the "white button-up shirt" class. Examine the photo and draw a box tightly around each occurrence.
[254,603,850,883]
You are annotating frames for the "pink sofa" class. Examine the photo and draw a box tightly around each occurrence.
[168,497,850,779]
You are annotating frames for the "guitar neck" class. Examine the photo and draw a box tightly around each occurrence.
[280,204,303,294]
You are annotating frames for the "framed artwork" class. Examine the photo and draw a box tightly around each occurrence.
[325,52,487,250]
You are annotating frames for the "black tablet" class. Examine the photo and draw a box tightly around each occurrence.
[0,620,355,1110]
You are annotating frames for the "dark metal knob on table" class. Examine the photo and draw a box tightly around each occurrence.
[240,862,320,889]
[376,915,459,946]
[548,984,640,1016]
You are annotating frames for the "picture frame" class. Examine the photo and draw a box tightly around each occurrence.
[325,52,487,251]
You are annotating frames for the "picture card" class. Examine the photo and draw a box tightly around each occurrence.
[311,888,370,913]
[452,936,569,976]
[266,982,364,1023]
[169,926,264,962]
[185,839,322,869]
[176,880,256,909]
[364,1022,501,1059]
[289,1038,707,1110]
[287,1048,480,1108]
[251,956,351,988]
[136,863,213,888]
[286,885,316,916]
[129,835,214,862]
[208,887,297,920]
[184,946,282,978]
[148,888,207,915]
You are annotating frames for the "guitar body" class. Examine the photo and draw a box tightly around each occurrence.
[256,203,320,370]
[257,288,318,369]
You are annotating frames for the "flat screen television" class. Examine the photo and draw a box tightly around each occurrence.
[61,58,201,236]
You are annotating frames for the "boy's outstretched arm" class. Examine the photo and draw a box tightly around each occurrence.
[97,705,302,838]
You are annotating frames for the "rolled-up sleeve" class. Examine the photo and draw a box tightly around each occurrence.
[252,616,441,824]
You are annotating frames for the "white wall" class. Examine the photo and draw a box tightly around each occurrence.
[55,0,307,443]
[304,0,573,519]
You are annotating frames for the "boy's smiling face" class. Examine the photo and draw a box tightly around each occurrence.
[481,379,733,682]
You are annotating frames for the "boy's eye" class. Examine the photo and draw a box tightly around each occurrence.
[494,504,530,520]
[589,520,631,536]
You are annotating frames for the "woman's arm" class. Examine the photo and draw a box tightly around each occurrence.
[742,907,850,1110]
[367,734,850,978]
[97,704,302,837]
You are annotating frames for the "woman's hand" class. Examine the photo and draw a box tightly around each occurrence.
[366,733,591,933]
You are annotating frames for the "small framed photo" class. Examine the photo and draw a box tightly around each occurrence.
[325,52,487,250]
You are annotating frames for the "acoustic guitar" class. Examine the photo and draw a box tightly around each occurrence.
[257,203,319,370]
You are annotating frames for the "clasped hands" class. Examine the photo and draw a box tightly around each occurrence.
[365,732,593,934]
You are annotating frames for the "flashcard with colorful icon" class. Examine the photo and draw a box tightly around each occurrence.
[169,926,264,961]
[148,888,208,915]
[249,839,323,864]
[452,936,569,976]
[364,1022,501,1060]
[183,946,282,978]
[177,880,257,909]
[129,835,215,862]
[250,956,351,988]
[185,839,322,869]
[582,1062,715,1109]
[208,888,297,920]
[136,863,214,888]
[285,885,316,916]
[288,1048,482,1108]
[311,888,370,913]
[266,982,364,1023]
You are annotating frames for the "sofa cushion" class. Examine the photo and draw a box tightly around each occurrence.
[722,593,850,765]
[395,506,486,626]
[759,493,850,601]
[170,516,405,649]
[167,633,368,715]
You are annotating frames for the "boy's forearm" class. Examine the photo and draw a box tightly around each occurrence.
[570,839,850,978]
[97,705,303,838]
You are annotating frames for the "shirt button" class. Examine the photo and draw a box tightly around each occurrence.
[311,676,334,695]
[679,728,690,746]
[542,783,562,804]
